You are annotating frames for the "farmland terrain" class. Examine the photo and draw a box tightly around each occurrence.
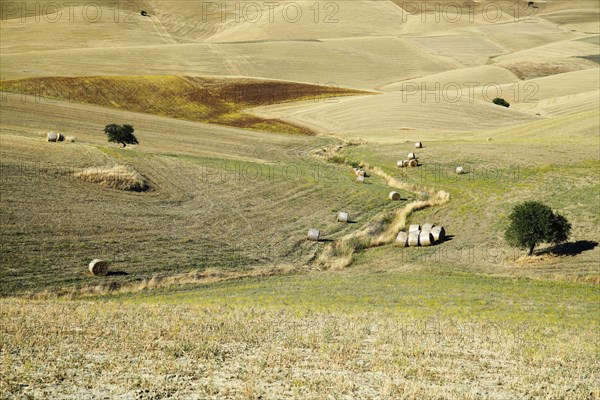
[0,0,598,398]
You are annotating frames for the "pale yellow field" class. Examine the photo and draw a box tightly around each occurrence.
[1,0,599,398]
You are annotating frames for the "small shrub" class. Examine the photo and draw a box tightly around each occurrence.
[492,97,510,108]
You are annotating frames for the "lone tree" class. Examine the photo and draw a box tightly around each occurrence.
[104,124,139,147]
[493,97,510,108]
[504,201,571,256]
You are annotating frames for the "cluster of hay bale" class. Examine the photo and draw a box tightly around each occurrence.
[396,224,446,247]
[46,131,65,142]
[89,259,109,276]
[353,167,367,183]
[398,151,419,168]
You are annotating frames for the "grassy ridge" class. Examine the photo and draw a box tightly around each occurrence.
[0,76,366,135]
[134,269,599,328]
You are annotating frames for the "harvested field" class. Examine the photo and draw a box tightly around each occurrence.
[1,0,599,398]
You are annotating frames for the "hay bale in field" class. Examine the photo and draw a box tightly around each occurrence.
[356,169,366,177]
[353,167,359,174]
[396,231,408,247]
[431,226,446,242]
[408,152,416,160]
[389,191,401,201]
[415,142,423,148]
[46,132,57,142]
[337,211,349,223]
[88,259,109,276]
[74,165,149,192]
[56,133,65,142]
[409,159,418,167]
[307,228,320,241]
[422,223,435,231]
[456,166,465,174]
[419,231,434,246]
[396,160,405,168]
[408,231,420,247]
[356,175,365,183]
[409,224,420,233]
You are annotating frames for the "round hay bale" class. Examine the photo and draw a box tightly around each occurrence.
[408,224,420,233]
[46,132,57,142]
[419,231,434,246]
[352,167,359,173]
[396,232,408,247]
[409,159,418,167]
[356,169,366,177]
[56,133,65,142]
[431,226,446,242]
[88,259,109,276]
[356,175,365,183]
[456,166,465,175]
[396,160,405,168]
[389,191,401,201]
[408,231,420,247]
[337,211,349,223]
[396,231,408,247]
[307,228,320,241]
[408,152,416,160]
[415,142,423,148]
[422,223,435,231]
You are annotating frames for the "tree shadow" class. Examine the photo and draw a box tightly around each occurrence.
[107,271,129,276]
[539,240,598,257]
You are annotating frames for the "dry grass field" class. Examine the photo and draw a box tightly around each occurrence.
[1,0,599,398]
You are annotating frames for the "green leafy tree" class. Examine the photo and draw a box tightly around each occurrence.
[504,201,571,255]
[103,124,139,147]
[492,97,510,108]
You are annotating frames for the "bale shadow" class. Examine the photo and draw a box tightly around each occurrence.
[541,240,598,257]
[319,238,335,243]
[107,271,129,276]
[439,235,455,244]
